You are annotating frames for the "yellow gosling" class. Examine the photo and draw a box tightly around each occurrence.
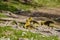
[24,20,31,28]
[33,23,39,27]
[27,17,33,22]
[31,20,39,27]
[48,23,54,29]
[40,21,45,25]
[38,20,45,26]
[24,17,33,28]
[38,20,54,28]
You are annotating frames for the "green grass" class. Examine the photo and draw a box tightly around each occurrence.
[37,0,60,7]
[0,13,7,18]
[0,2,18,12]
[0,0,60,12]
[0,26,59,40]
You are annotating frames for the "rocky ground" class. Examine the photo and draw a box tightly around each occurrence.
[0,8,60,40]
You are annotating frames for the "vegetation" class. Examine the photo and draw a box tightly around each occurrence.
[0,0,60,12]
[0,0,60,40]
[0,26,58,40]
[0,13,7,18]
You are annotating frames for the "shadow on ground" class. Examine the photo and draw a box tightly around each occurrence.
[14,11,60,19]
